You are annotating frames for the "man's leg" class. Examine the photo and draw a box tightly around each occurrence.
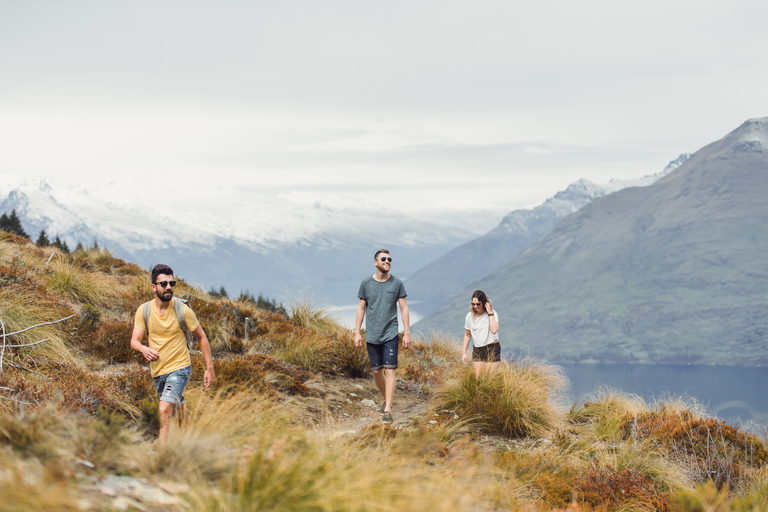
[384,368,396,412]
[373,369,386,401]
[153,366,192,441]
[158,400,174,441]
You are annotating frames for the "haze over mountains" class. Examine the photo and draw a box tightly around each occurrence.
[0,182,504,304]
[405,154,690,316]
[415,118,768,367]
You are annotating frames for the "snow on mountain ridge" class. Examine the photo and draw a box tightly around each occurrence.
[0,178,497,252]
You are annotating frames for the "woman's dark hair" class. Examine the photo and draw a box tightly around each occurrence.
[471,289,488,311]
[151,264,174,284]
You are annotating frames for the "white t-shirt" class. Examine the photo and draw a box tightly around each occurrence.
[464,311,499,348]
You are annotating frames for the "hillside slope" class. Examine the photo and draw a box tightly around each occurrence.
[404,155,689,316]
[414,118,768,366]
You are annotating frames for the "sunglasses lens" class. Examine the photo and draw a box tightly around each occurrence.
[157,281,177,288]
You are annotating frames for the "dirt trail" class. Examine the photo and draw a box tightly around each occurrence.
[312,377,433,439]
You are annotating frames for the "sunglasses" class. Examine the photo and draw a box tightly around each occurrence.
[380,257,392,263]
[471,302,483,307]
[155,280,177,288]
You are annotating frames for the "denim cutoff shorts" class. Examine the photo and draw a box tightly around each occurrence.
[152,365,192,405]
[366,336,399,371]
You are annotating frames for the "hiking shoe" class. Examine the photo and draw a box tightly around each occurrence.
[382,412,393,424]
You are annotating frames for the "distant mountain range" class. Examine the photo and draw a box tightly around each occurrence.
[414,118,768,366]
[0,181,503,304]
[405,154,691,316]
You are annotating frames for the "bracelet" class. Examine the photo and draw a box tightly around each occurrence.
[488,312,494,316]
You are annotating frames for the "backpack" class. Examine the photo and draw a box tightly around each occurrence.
[142,298,196,353]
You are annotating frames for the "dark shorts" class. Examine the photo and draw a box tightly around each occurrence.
[472,342,501,363]
[152,365,191,405]
[366,336,399,371]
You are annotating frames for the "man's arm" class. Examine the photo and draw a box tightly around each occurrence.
[398,296,410,349]
[130,326,159,361]
[354,299,366,347]
[192,325,215,387]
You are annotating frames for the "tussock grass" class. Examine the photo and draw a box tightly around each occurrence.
[433,358,568,438]
[0,459,82,511]
[569,387,646,442]
[286,289,342,333]
[180,393,498,512]
[0,402,134,475]
[43,259,122,307]
[270,330,369,378]
[0,287,75,365]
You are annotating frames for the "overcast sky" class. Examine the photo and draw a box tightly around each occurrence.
[1,0,766,211]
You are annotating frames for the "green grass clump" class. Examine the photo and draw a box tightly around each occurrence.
[433,358,568,438]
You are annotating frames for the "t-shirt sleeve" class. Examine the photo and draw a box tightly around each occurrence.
[464,312,471,331]
[184,305,200,332]
[134,306,146,331]
[358,280,367,301]
[398,280,407,298]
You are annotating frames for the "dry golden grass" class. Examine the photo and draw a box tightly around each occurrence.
[0,287,76,366]
[286,288,343,333]
[433,358,569,439]
[43,259,123,307]
[3,239,768,511]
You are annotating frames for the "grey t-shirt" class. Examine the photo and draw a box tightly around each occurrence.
[358,274,407,345]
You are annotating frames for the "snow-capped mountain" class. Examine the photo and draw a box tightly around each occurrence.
[0,178,506,304]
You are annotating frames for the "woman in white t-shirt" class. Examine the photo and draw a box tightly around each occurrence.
[461,289,500,376]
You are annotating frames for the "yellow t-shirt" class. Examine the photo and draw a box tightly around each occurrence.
[133,298,200,377]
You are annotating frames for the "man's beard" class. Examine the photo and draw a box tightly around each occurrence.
[155,288,173,302]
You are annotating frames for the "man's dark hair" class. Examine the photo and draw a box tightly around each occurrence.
[374,249,390,261]
[151,264,174,284]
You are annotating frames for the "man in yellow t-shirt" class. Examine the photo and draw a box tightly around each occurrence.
[130,264,215,440]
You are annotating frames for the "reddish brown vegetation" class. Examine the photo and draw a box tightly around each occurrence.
[575,462,671,511]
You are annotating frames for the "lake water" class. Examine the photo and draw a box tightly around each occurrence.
[559,363,768,431]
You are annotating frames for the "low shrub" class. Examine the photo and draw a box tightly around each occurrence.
[112,366,156,405]
[400,332,460,384]
[575,462,672,511]
[621,410,768,489]
[497,449,578,508]
[79,317,141,364]
[190,354,314,396]
[433,359,567,439]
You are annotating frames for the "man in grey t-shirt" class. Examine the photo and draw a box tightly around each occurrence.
[354,249,411,424]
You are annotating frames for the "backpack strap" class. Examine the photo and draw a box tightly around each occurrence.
[174,298,187,332]
[142,301,152,331]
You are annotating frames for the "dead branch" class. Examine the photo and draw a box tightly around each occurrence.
[1,314,76,372]
[3,314,76,337]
